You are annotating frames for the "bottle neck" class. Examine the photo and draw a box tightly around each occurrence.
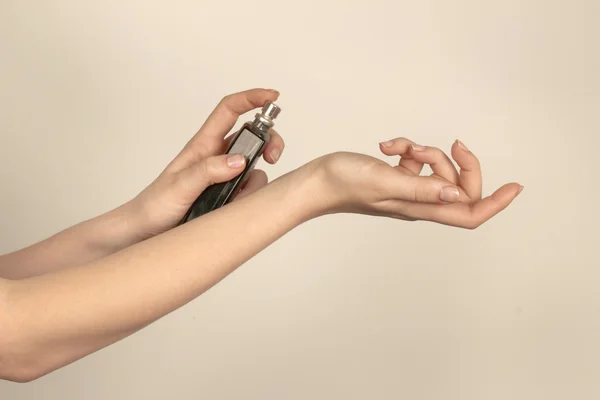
[251,119,272,135]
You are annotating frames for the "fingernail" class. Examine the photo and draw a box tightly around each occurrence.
[267,89,279,95]
[411,144,425,151]
[270,148,281,162]
[517,185,524,195]
[379,140,394,148]
[227,154,245,168]
[456,140,469,151]
[440,186,460,202]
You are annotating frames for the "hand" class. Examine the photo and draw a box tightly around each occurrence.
[307,137,522,229]
[124,88,285,239]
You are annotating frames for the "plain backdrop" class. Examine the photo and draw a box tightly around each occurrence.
[0,1,598,399]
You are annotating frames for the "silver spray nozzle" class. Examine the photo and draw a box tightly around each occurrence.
[254,101,281,127]
[261,101,281,119]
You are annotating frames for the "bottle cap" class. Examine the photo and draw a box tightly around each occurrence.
[254,101,281,127]
[261,101,281,120]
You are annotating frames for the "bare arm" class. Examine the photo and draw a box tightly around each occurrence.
[0,88,521,382]
[0,167,319,382]
[0,206,140,279]
[0,89,287,280]
[0,140,521,383]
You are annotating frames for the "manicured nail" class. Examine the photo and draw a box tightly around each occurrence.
[517,185,524,195]
[456,140,469,151]
[227,154,246,168]
[440,186,460,202]
[379,140,394,148]
[411,144,425,151]
[270,148,281,162]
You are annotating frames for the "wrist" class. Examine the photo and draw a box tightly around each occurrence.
[282,158,334,221]
[92,203,148,254]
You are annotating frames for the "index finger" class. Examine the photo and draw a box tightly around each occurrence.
[170,88,279,172]
[199,88,279,143]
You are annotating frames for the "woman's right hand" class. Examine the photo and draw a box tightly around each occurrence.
[303,137,522,229]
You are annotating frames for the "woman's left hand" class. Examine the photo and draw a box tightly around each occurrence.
[296,137,522,229]
[124,88,284,240]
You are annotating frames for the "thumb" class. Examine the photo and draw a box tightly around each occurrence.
[383,172,464,204]
[175,154,246,199]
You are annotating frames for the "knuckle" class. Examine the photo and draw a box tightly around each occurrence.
[220,93,234,104]
[413,184,425,203]
[217,94,236,112]
[392,137,414,150]
[429,147,446,159]
[412,179,434,203]
[269,131,284,147]
[462,150,481,168]
[395,137,412,145]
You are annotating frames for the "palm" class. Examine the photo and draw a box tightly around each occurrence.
[320,138,521,229]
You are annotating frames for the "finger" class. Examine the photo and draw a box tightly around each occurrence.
[262,129,285,164]
[223,128,284,164]
[451,140,482,200]
[406,183,523,229]
[407,143,460,184]
[379,138,424,175]
[232,169,268,201]
[198,88,279,143]
[174,154,246,203]
[169,88,279,172]
[376,166,462,204]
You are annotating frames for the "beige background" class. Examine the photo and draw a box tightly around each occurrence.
[0,0,598,399]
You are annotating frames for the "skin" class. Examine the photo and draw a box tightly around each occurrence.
[0,89,522,382]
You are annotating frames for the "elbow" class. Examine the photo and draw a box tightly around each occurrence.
[0,336,48,383]
[0,336,50,383]
[0,353,37,383]
[0,361,44,383]
[0,297,46,383]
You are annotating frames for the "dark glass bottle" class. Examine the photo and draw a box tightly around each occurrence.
[179,101,281,223]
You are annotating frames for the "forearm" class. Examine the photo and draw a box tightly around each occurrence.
[0,166,321,382]
[0,204,142,280]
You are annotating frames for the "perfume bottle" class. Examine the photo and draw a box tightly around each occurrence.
[179,101,281,223]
